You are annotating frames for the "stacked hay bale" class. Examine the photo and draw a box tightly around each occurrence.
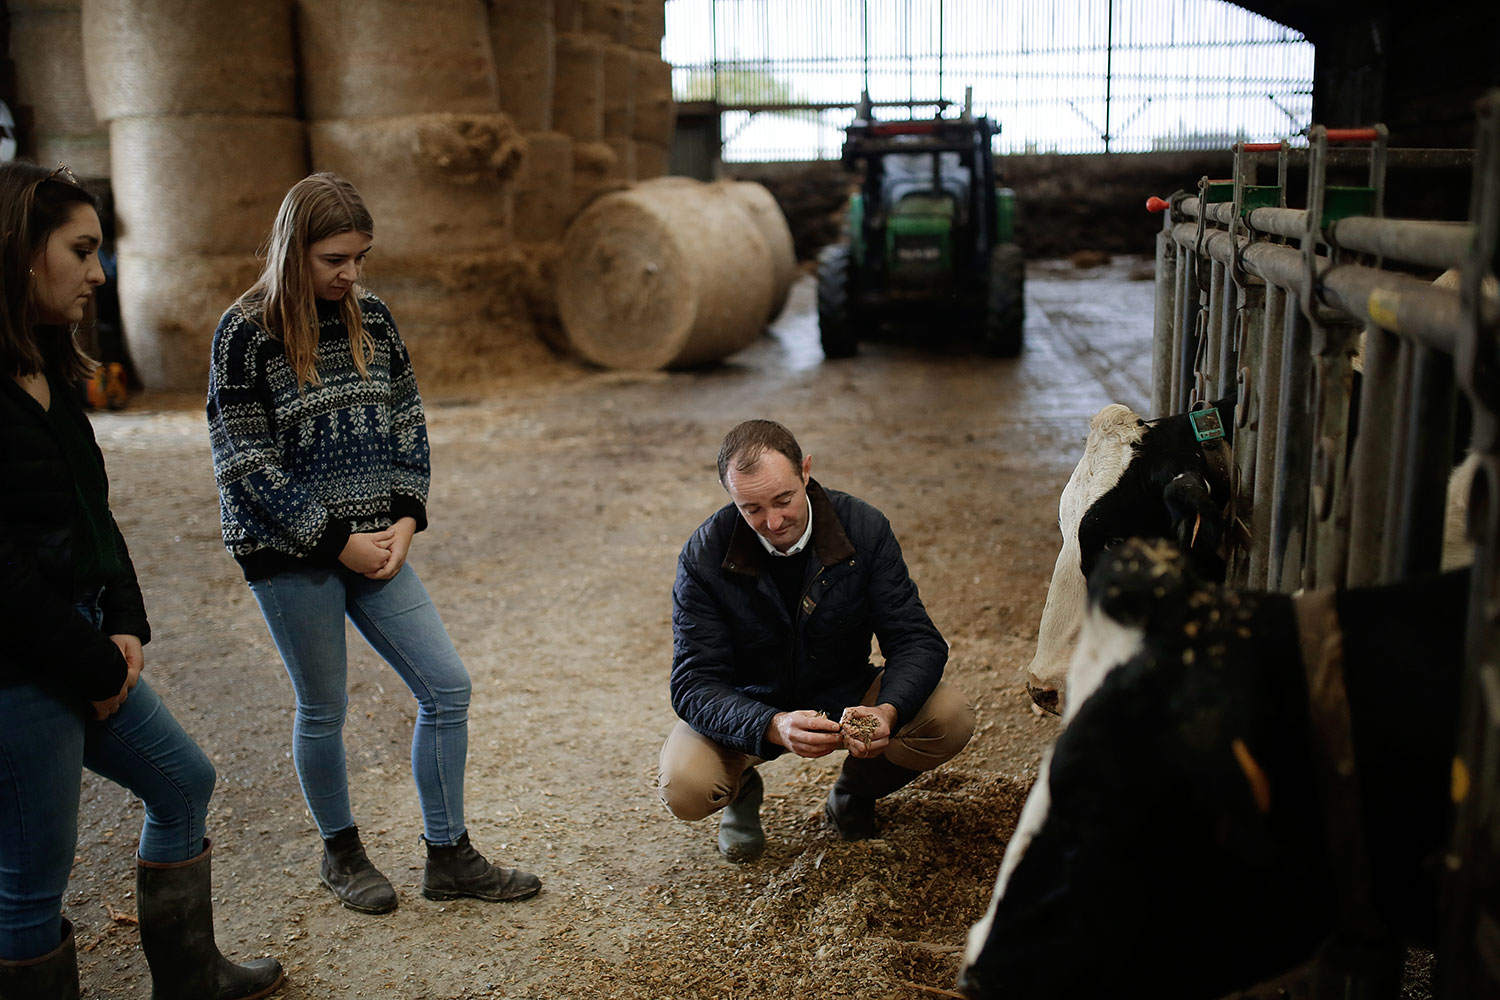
[552,15,617,215]
[300,0,553,383]
[630,1,674,180]
[556,178,777,370]
[10,0,109,178]
[82,0,304,389]
[490,0,574,244]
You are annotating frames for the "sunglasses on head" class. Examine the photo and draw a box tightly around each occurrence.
[46,163,81,187]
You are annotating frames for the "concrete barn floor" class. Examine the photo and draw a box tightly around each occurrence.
[71,256,1156,999]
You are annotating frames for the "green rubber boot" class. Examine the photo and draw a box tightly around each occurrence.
[717,768,765,862]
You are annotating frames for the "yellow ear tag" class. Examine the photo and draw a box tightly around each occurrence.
[1452,756,1471,805]
[1232,738,1271,814]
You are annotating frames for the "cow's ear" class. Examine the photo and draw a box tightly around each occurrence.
[1162,472,1223,559]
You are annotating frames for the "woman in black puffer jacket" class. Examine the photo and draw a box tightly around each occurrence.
[0,162,281,1000]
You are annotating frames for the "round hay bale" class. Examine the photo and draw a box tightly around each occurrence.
[631,52,674,145]
[582,0,630,42]
[109,115,307,257]
[514,131,574,242]
[635,139,670,179]
[309,113,521,255]
[602,43,636,138]
[554,0,584,33]
[82,0,296,119]
[298,0,499,120]
[604,137,637,184]
[33,134,111,180]
[117,252,261,391]
[552,33,605,142]
[490,0,555,132]
[556,180,774,369]
[12,10,101,136]
[631,0,665,53]
[715,180,797,323]
[7,0,79,11]
[365,249,559,384]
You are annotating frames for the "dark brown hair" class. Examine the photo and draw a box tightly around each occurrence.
[237,172,374,388]
[0,161,100,380]
[717,419,804,485]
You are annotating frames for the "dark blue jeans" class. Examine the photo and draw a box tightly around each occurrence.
[249,564,472,845]
[0,605,214,959]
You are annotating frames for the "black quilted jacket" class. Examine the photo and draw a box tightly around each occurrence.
[670,480,947,759]
[0,372,147,702]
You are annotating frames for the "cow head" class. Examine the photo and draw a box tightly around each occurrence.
[1024,400,1234,716]
[968,540,1334,998]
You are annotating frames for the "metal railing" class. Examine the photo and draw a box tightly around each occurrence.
[1151,92,1500,998]
[665,0,1315,160]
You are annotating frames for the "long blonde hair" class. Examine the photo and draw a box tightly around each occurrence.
[238,172,374,387]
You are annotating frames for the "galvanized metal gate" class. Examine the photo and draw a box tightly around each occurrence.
[1150,91,1500,998]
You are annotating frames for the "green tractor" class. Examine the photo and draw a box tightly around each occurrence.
[818,91,1024,359]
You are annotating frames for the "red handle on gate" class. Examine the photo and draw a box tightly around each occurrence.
[1324,128,1381,144]
[1146,196,1171,214]
[1239,142,1283,151]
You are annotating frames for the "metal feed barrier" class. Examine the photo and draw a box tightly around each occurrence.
[1149,92,1500,999]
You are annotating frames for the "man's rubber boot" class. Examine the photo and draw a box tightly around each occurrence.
[421,831,541,902]
[825,755,921,841]
[717,768,765,862]
[0,918,79,1000]
[136,840,284,1000]
[320,826,397,914]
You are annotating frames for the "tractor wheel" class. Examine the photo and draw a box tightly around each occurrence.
[981,242,1025,357]
[817,245,859,359]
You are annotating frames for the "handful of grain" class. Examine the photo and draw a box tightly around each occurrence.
[840,709,880,745]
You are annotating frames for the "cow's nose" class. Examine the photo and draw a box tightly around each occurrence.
[954,966,984,999]
[1025,679,1061,716]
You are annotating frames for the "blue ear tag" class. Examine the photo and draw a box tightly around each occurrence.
[1189,408,1225,443]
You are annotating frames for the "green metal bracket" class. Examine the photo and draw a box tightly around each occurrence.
[1321,186,1377,227]
[1240,185,1281,217]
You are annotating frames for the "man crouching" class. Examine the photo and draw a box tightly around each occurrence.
[658,419,974,861]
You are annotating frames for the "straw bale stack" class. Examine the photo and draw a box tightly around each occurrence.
[572,140,623,214]
[604,138,637,185]
[630,0,666,54]
[636,140,670,180]
[80,0,304,389]
[556,179,774,370]
[553,33,605,143]
[554,0,584,33]
[363,249,560,382]
[489,0,555,132]
[582,0,631,42]
[10,5,110,177]
[631,51,674,147]
[602,42,636,138]
[514,132,575,243]
[117,253,261,389]
[109,116,306,257]
[715,180,797,324]
[82,0,295,119]
[298,0,499,120]
[310,113,522,255]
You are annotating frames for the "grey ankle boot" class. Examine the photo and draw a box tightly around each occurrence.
[136,840,284,1000]
[825,755,921,841]
[321,826,397,914]
[718,768,765,862]
[0,918,78,1000]
[421,831,541,902]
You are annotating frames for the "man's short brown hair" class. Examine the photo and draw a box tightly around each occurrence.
[717,419,803,486]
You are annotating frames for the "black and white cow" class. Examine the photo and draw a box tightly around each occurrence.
[1026,398,1235,716]
[963,538,1469,999]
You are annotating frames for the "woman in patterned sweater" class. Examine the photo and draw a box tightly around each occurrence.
[207,173,539,914]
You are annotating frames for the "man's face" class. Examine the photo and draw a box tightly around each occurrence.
[724,450,812,553]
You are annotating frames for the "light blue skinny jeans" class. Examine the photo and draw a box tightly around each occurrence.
[0,599,214,960]
[249,564,472,846]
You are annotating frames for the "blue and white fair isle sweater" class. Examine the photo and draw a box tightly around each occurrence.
[207,291,430,581]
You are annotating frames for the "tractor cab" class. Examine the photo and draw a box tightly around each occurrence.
[818,90,1024,358]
